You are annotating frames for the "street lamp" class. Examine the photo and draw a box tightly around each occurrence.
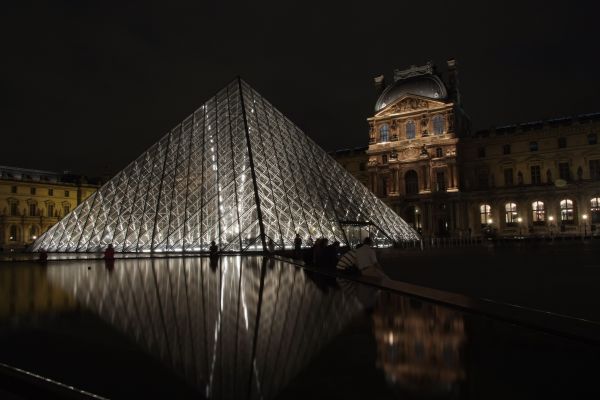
[548,216,555,238]
[517,216,523,236]
[582,214,588,237]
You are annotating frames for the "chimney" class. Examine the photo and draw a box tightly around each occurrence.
[446,59,461,104]
[374,74,386,96]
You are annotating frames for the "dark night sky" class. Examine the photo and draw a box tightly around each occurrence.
[1,1,599,177]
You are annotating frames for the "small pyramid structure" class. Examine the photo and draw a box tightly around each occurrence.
[33,78,418,253]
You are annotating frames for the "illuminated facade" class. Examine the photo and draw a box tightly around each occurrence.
[33,78,418,253]
[357,60,600,238]
[0,166,98,250]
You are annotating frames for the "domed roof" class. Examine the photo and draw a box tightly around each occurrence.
[375,75,447,112]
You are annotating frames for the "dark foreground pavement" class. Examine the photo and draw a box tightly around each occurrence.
[378,241,600,322]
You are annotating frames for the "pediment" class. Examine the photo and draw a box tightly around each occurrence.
[374,94,448,118]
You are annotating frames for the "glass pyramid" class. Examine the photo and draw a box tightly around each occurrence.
[33,78,418,253]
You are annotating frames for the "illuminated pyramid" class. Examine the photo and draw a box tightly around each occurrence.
[33,78,418,253]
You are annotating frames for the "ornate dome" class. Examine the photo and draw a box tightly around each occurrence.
[375,75,447,112]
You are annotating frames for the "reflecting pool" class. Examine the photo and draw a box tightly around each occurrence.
[0,257,599,398]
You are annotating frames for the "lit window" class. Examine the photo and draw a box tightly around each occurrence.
[406,120,416,139]
[532,201,545,223]
[379,124,389,142]
[560,199,574,223]
[591,197,600,223]
[530,166,541,185]
[529,141,538,152]
[505,202,518,225]
[432,115,445,135]
[503,144,511,155]
[480,204,491,225]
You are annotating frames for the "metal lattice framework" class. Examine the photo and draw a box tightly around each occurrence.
[33,78,418,253]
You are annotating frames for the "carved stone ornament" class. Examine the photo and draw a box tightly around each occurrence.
[390,98,429,113]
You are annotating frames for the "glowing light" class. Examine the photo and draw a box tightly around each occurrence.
[583,214,588,220]
[487,218,493,224]
[548,216,554,222]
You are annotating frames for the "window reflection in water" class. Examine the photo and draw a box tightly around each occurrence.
[372,292,467,396]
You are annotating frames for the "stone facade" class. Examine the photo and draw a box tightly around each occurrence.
[0,166,99,250]
[333,60,600,238]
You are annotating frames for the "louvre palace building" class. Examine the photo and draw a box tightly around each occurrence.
[332,60,600,238]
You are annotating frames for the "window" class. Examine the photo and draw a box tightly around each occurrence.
[48,188,54,196]
[478,147,486,158]
[502,144,511,155]
[9,225,17,241]
[560,199,574,223]
[64,190,70,197]
[379,124,389,142]
[30,187,36,195]
[530,165,541,185]
[405,170,419,195]
[436,171,446,191]
[63,204,70,215]
[10,203,18,216]
[47,204,54,218]
[30,226,38,240]
[588,133,598,145]
[504,168,513,186]
[381,154,388,164]
[29,203,36,216]
[436,147,443,158]
[11,186,17,194]
[529,141,538,152]
[406,120,416,139]
[591,197,600,223]
[558,162,570,181]
[505,202,518,225]
[532,201,545,224]
[558,137,567,148]
[590,160,600,180]
[480,204,492,225]
[433,114,445,135]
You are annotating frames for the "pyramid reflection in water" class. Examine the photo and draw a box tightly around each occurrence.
[47,257,363,399]
[33,78,417,253]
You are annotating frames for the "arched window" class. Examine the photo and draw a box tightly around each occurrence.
[379,124,389,142]
[9,225,17,241]
[406,120,416,139]
[591,197,600,223]
[433,114,445,135]
[560,199,574,223]
[480,204,491,225]
[405,170,419,195]
[532,201,545,224]
[505,202,518,225]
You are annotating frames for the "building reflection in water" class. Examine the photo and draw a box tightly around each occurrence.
[372,292,467,397]
[46,256,363,399]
